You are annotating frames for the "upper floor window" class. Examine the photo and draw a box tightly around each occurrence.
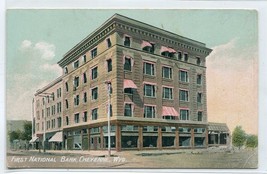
[65,82,69,92]
[161,46,176,58]
[144,83,156,97]
[143,62,155,76]
[196,57,201,65]
[57,117,62,128]
[142,41,154,54]
[198,111,203,121]
[124,103,133,117]
[179,89,189,101]
[197,74,202,85]
[65,99,69,109]
[162,66,172,79]
[83,72,87,83]
[184,53,188,62]
[124,88,133,95]
[74,60,79,69]
[144,105,156,118]
[74,113,79,123]
[91,66,98,80]
[124,57,132,71]
[179,70,189,82]
[92,108,98,120]
[91,87,98,100]
[106,38,112,48]
[83,92,87,103]
[197,93,202,103]
[74,76,79,88]
[91,48,97,59]
[74,95,79,106]
[83,111,88,122]
[124,36,131,47]
[64,67,68,74]
[66,116,69,125]
[51,92,55,101]
[83,55,87,63]
[178,51,182,60]
[163,87,173,100]
[180,109,189,120]
[107,59,112,72]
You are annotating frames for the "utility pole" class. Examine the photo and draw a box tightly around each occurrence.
[105,80,111,157]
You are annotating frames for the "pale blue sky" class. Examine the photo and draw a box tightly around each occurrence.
[6,9,258,134]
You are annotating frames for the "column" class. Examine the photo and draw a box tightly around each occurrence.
[116,125,121,152]
[88,128,91,151]
[175,126,179,149]
[205,129,209,148]
[138,126,143,150]
[157,127,162,150]
[191,128,195,149]
[100,126,104,149]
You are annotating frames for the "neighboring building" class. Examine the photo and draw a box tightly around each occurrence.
[208,122,230,146]
[33,14,227,151]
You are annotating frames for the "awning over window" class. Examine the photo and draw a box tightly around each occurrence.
[160,46,176,53]
[141,41,152,48]
[124,79,137,89]
[48,132,63,142]
[29,136,39,143]
[162,106,179,117]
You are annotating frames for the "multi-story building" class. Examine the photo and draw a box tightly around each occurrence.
[33,14,229,151]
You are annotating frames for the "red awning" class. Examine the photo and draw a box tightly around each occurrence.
[160,46,176,53]
[124,79,137,89]
[141,41,152,48]
[162,106,179,117]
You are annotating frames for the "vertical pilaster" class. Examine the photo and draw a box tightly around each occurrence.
[175,126,179,149]
[100,126,104,149]
[191,128,195,149]
[205,129,209,148]
[138,126,143,150]
[88,128,91,151]
[157,127,162,150]
[116,124,121,151]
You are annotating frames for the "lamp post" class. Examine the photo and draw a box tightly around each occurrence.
[105,80,111,157]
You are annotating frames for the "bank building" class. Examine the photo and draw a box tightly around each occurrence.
[31,14,230,151]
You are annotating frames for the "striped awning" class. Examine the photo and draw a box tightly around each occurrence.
[29,136,39,143]
[141,41,152,48]
[48,132,63,142]
[124,79,137,89]
[162,106,179,117]
[160,46,176,53]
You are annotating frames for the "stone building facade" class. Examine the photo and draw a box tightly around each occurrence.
[33,14,228,151]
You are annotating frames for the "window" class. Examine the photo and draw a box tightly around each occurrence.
[74,95,79,106]
[178,51,182,60]
[74,113,79,123]
[92,108,98,120]
[162,66,172,79]
[64,67,68,74]
[143,62,155,76]
[124,36,131,47]
[58,88,61,98]
[124,103,133,117]
[83,55,86,63]
[91,87,98,100]
[179,90,189,101]
[106,38,112,48]
[91,67,98,80]
[83,111,88,122]
[58,117,62,128]
[163,87,173,99]
[196,57,201,65]
[74,76,79,88]
[124,57,132,71]
[184,53,188,62]
[74,60,79,69]
[65,99,69,109]
[65,82,69,92]
[144,84,156,97]
[124,88,133,94]
[161,51,174,58]
[83,92,87,103]
[107,59,112,72]
[83,72,87,83]
[66,116,69,125]
[180,109,189,120]
[59,102,62,112]
[197,93,202,103]
[51,92,55,101]
[198,111,203,121]
[142,43,155,53]
[144,105,156,118]
[91,48,97,58]
[179,70,189,82]
[197,74,202,85]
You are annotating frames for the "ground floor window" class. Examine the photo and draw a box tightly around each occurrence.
[143,136,157,148]
[162,137,175,147]
[208,134,218,144]
[121,136,138,148]
[194,137,205,147]
[104,136,116,148]
[179,136,191,147]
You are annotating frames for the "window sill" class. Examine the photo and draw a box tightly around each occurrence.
[144,74,156,78]
[144,96,156,99]
[162,98,174,101]
[179,81,189,85]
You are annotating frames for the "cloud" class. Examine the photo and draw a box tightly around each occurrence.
[19,40,56,60]
[39,63,62,77]
[206,39,258,135]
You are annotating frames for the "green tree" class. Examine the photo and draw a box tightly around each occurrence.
[232,126,246,149]
[8,130,22,142]
[246,134,258,148]
[20,121,32,141]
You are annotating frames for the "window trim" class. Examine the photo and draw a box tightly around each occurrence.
[179,69,189,83]
[143,60,156,76]
[123,56,134,71]
[143,105,156,118]
[74,112,80,124]
[91,87,98,101]
[162,65,173,79]
[197,111,203,121]
[91,107,98,120]
[123,34,131,47]
[143,82,156,98]
[162,86,174,100]
[91,66,98,80]
[197,92,203,103]
[91,47,98,59]
[183,52,188,62]
[106,58,112,72]
[179,108,190,120]
[197,74,202,85]
[124,102,134,117]
[179,88,189,102]
[106,37,112,48]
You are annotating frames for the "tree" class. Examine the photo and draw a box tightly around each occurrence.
[20,121,32,141]
[246,134,258,148]
[232,126,246,149]
[8,130,22,143]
